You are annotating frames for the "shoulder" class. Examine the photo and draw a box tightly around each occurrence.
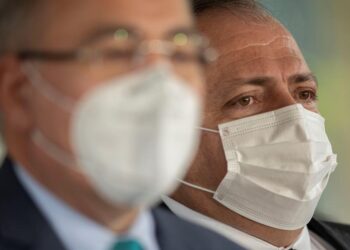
[152,207,243,250]
[323,221,350,244]
[325,221,350,234]
[0,158,33,249]
[0,158,25,225]
[0,157,66,250]
[0,158,39,249]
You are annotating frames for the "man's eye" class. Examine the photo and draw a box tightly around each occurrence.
[298,90,317,102]
[224,93,260,111]
[237,96,254,107]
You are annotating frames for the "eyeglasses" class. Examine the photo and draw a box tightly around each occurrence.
[17,29,217,66]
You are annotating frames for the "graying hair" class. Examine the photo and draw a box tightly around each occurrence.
[0,0,39,54]
[192,0,271,22]
[0,0,40,140]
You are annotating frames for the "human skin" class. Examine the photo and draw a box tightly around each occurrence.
[172,8,319,247]
[0,0,204,233]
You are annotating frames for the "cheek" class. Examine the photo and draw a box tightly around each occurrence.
[190,132,228,189]
[206,134,228,187]
[31,91,73,153]
[40,64,105,100]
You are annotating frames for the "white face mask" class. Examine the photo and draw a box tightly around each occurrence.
[23,63,202,207]
[180,104,337,230]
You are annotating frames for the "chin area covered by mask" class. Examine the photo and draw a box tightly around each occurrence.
[179,104,337,230]
[23,63,202,208]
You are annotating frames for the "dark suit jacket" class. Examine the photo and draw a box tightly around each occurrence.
[0,157,244,250]
[160,196,350,250]
[308,218,350,250]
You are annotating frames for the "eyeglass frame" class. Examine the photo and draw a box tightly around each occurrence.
[16,29,217,66]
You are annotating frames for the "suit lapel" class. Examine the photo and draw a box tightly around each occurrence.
[308,218,348,250]
[152,207,183,250]
[0,157,66,250]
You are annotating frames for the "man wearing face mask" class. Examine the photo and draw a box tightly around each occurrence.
[0,1,245,250]
[163,0,350,249]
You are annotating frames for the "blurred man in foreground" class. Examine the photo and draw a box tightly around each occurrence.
[0,0,243,249]
[164,0,350,249]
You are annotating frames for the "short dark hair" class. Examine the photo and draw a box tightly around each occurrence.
[192,0,270,21]
[0,0,40,54]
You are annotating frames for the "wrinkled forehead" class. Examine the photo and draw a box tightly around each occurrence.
[218,32,306,76]
[33,0,193,48]
[197,10,309,78]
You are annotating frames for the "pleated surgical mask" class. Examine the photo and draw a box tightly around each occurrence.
[180,104,337,230]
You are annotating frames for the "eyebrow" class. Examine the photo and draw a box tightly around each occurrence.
[288,72,318,86]
[224,72,318,88]
[216,76,272,101]
[78,25,140,46]
[222,76,275,88]
[164,27,199,39]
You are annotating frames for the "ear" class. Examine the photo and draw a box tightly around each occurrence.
[0,57,34,134]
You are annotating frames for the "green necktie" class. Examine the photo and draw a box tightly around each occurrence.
[111,239,144,250]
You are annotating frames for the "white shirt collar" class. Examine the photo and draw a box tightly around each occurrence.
[15,165,159,250]
[163,196,313,250]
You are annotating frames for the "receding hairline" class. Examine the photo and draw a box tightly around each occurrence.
[192,0,274,24]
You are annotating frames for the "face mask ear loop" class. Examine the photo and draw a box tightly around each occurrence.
[31,129,78,169]
[178,179,216,194]
[21,63,75,113]
[181,126,218,195]
[197,127,219,134]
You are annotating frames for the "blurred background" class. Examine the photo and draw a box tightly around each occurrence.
[0,0,349,224]
[259,0,350,224]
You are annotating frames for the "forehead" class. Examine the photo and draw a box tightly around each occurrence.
[197,9,309,82]
[34,0,193,48]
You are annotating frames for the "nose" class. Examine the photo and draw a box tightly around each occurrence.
[143,53,170,65]
[135,40,173,66]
